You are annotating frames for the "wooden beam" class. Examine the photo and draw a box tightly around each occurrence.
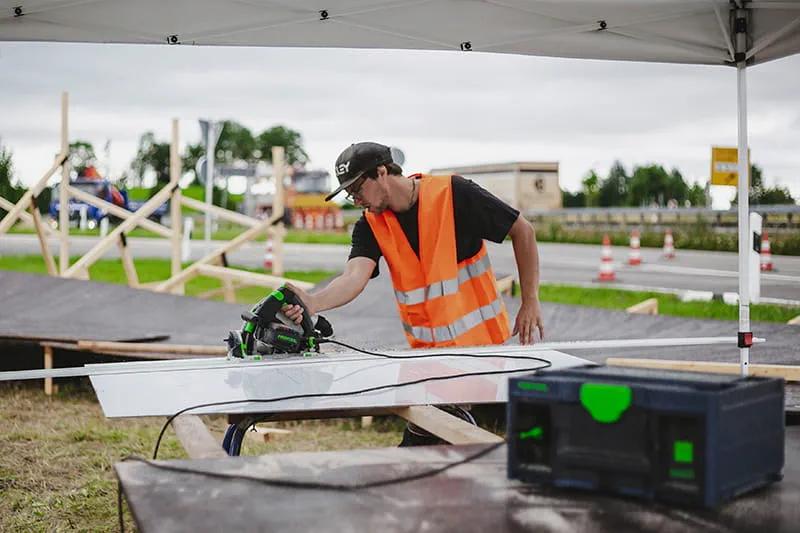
[272,146,286,276]
[789,315,800,326]
[154,209,283,293]
[30,197,58,276]
[43,344,56,396]
[66,185,172,238]
[626,298,659,315]
[0,155,65,237]
[59,91,70,275]
[180,196,260,228]
[63,182,178,278]
[196,281,245,299]
[170,414,226,459]
[606,357,800,382]
[496,276,515,297]
[77,339,226,355]
[195,263,314,291]
[391,406,504,445]
[170,118,184,296]
[0,196,45,230]
[118,233,140,288]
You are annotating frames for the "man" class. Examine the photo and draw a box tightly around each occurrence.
[283,141,544,346]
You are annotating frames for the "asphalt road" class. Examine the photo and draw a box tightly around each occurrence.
[2,234,799,302]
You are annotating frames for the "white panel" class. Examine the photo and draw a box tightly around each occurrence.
[89,347,590,418]
[1,1,799,66]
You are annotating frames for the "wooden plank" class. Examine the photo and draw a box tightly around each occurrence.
[789,315,800,326]
[496,275,515,296]
[118,234,140,288]
[59,92,70,275]
[77,340,226,355]
[391,405,504,445]
[67,185,172,238]
[195,263,315,291]
[626,298,659,315]
[30,197,58,276]
[196,281,245,299]
[170,414,226,459]
[154,209,283,293]
[0,155,65,237]
[272,146,286,276]
[606,357,800,382]
[43,344,56,396]
[0,196,43,229]
[170,119,185,296]
[180,196,260,228]
[63,182,178,278]
[221,278,236,303]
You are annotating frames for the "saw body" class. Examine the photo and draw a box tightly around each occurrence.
[225,285,333,360]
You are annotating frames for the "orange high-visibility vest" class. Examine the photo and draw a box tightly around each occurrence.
[365,174,511,348]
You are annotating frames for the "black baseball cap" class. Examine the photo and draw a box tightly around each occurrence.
[325,142,393,201]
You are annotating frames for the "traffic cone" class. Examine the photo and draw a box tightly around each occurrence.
[663,229,676,259]
[598,234,616,281]
[264,238,274,271]
[628,229,642,266]
[760,231,773,271]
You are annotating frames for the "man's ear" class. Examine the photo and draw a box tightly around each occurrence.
[375,165,388,180]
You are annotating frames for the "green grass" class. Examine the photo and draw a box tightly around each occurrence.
[0,255,336,304]
[8,224,352,244]
[528,283,800,323]
[0,382,406,532]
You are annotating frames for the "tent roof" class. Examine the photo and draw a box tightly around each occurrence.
[2,1,799,66]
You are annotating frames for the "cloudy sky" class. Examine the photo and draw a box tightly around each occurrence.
[1,40,799,208]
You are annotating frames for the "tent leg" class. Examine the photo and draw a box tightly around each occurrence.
[736,10,751,377]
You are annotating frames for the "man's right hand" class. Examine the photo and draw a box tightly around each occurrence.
[281,282,315,325]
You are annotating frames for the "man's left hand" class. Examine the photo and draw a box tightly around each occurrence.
[512,299,544,345]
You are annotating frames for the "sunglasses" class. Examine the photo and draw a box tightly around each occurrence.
[345,176,367,202]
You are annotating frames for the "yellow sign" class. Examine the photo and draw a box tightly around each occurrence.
[711,146,750,186]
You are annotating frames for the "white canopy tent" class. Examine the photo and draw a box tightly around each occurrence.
[2,0,800,375]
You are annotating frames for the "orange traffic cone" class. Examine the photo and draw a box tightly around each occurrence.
[663,229,676,259]
[598,235,616,281]
[760,231,773,271]
[264,238,274,270]
[628,229,642,266]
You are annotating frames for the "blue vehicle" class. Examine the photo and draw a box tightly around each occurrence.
[49,168,168,229]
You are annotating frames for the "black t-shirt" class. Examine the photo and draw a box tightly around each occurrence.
[348,175,520,278]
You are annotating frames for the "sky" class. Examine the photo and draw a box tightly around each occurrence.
[1,40,799,209]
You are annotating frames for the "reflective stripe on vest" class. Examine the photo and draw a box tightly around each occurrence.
[401,297,504,344]
[393,253,492,306]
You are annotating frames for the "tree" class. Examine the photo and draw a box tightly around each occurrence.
[732,163,796,205]
[582,169,601,207]
[129,132,171,191]
[256,125,309,165]
[69,141,97,176]
[562,190,586,207]
[0,141,23,217]
[182,142,205,185]
[598,160,629,207]
[687,182,709,207]
[216,120,257,163]
[629,165,671,206]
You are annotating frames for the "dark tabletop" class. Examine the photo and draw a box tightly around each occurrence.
[116,426,800,533]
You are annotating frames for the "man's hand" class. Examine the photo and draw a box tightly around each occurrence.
[281,282,315,325]
[512,299,544,345]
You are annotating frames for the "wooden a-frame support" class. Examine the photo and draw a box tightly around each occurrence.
[0,93,303,301]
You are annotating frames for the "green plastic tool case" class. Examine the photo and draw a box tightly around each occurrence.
[507,364,785,507]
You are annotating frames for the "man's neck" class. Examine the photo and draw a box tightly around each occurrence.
[388,174,418,213]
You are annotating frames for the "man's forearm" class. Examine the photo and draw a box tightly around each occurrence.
[511,219,540,303]
[310,270,368,314]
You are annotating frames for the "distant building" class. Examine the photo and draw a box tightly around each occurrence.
[429,162,562,211]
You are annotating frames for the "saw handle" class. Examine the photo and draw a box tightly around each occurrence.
[280,286,316,338]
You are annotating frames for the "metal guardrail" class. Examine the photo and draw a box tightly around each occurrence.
[522,205,800,217]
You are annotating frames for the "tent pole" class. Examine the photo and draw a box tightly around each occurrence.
[735,8,751,376]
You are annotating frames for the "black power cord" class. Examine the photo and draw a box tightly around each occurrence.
[117,342,552,531]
